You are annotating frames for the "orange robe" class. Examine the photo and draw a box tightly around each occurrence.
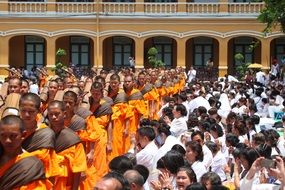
[125,88,147,152]
[53,128,87,190]
[0,152,53,190]
[107,90,132,161]
[22,123,62,179]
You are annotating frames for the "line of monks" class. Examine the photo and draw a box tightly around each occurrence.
[0,67,186,189]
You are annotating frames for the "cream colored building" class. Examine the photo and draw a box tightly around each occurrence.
[0,0,284,77]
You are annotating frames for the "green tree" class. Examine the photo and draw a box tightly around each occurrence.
[235,53,250,80]
[52,48,67,77]
[147,47,164,68]
[258,0,285,33]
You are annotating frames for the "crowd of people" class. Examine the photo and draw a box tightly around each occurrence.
[0,65,285,190]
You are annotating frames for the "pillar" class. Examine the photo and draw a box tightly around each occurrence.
[0,0,8,14]
[0,36,9,76]
[135,38,144,68]
[218,38,229,77]
[178,0,187,14]
[136,0,144,14]
[47,0,56,13]
[219,0,229,15]
[177,38,187,68]
[260,38,271,70]
[46,37,56,74]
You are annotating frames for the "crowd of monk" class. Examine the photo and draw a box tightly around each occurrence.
[0,67,186,189]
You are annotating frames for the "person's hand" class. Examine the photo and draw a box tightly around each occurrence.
[269,156,285,183]
[150,180,161,190]
[205,132,211,141]
[86,150,94,167]
[159,171,173,190]
[123,128,128,137]
[250,157,264,172]
[163,116,171,124]
[106,142,112,153]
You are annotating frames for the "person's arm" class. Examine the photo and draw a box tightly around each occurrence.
[107,120,113,152]
[72,172,81,190]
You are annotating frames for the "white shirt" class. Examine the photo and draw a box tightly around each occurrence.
[136,140,158,173]
[188,96,211,113]
[170,117,188,138]
[202,144,213,170]
[152,135,183,169]
[187,69,196,83]
[191,161,207,182]
[30,83,39,95]
[211,151,227,181]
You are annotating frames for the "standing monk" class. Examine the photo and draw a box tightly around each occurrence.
[19,93,61,179]
[123,75,147,152]
[0,115,52,189]
[48,100,87,190]
[88,81,113,182]
[107,74,131,161]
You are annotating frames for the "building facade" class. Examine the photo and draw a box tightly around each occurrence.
[0,0,284,77]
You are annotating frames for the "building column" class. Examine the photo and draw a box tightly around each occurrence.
[177,38,187,68]
[218,38,229,77]
[260,38,271,70]
[0,36,9,76]
[46,37,56,74]
[92,36,103,69]
[135,38,144,69]
[0,0,8,14]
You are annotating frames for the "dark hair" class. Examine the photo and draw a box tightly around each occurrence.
[197,106,207,115]
[186,141,204,162]
[48,100,65,111]
[239,147,260,168]
[0,115,25,133]
[177,166,197,183]
[133,164,149,183]
[161,150,185,174]
[205,141,219,154]
[200,172,222,187]
[91,81,104,91]
[171,144,186,156]
[175,103,188,117]
[19,92,41,110]
[63,90,78,103]
[225,133,240,147]
[110,73,121,82]
[252,133,265,146]
[137,126,155,141]
[191,130,204,141]
[186,183,206,190]
[157,124,171,136]
[210,123,224,137]
[103,171,130,190]
[109,155,133,175]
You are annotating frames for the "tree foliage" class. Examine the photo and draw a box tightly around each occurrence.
[52,48,67,78]
[147,47,164,68]
[258,0,285,33]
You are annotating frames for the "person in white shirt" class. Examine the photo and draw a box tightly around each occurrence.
[191,130,213,170]
[205,141,227,181]
[164,104,188,138]
[136,126,158,175]
[185,141,207,182]
[152,124,184,169]
[187,67,196,83]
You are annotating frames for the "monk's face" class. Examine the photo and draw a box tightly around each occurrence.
[48,81,59,98]
[20,81,29,95]
[0,124,25,154]
[123,76,133,91]
[48,105,65,133]
[91,88,103,103]
[109,79,120,92]
[19,100,38,123]
[8,78,21,94]
[138,74,145,86]
[63,96,76,113]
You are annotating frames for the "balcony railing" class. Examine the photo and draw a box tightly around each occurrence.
[144,3,177,15]
[56,2,95,14]
[3,1,265,16]
[9,2,47,14]
[186,3,220,15]
[228,2,264,14]
[102,2,135,15]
